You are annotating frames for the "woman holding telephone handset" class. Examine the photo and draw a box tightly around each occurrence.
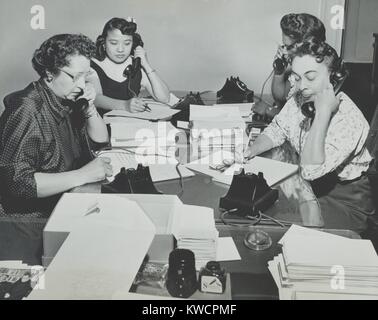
[0,34,111,263]
[244,38,374,233]
[89,17,171,115]
[254,13,326,121]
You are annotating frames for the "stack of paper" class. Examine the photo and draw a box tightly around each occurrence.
[110,121,180,148]
[190,105,248,150]
[171,205,219,270]
[268,225,378,300]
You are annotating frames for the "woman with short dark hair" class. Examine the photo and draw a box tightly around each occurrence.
[0,34,112,263]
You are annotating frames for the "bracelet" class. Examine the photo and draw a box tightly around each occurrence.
[146,69,156,76]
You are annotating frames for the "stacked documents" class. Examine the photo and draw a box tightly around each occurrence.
[190,104,249,150]
[172,205,219,270]
[109,121,180,148]
[268,225,378,300]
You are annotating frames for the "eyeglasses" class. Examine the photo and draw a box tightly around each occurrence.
[59,69,90,83]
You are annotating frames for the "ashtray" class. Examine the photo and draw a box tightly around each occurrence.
[244,229,272,251]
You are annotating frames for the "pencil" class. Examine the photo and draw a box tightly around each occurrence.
[143,103,152,112]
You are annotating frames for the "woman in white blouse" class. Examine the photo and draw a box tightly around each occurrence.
[244,38,374,233]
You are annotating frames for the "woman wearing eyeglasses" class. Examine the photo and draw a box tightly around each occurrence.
[0,34,112,264]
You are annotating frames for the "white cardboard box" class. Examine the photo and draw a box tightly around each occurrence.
[42,193,183,268]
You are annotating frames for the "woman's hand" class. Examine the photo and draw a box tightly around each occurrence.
[80,82,96,106]
[134,46,149,69]
[314,83,340,119]
[126,97,146,113]
[77,157,113,184]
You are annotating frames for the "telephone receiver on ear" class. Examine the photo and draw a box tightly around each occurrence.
[273,56,288,75]
[123,57,141,79]
[69,90,89,128]
[301,70,348,119]
[123,36,144,79]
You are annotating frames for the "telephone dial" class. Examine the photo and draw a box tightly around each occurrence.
[123,35,144,79]
[217,76,254,103]
[300,66,349,119]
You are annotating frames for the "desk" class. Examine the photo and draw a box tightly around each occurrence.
[67,91,341,300]
[77,90,319,227]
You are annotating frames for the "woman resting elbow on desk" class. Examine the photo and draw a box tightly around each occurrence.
[0,34,113,257]
[88,17,171,116]
[244,38,374,233]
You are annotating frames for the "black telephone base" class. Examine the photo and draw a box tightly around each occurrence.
[219,170,279,217]
[101,165,161,194]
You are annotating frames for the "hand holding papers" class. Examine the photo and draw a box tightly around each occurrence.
[185,150,298,187]
[97,149,194,183]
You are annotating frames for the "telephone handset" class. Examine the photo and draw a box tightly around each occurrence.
[301,69,348,119]
[273,56,288,75]
[69,90,89,128]
[123,34,144,79]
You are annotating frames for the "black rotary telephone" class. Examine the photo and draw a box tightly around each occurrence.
[123,34,144,79]
[301,68,349,119]
[216,76,254,103]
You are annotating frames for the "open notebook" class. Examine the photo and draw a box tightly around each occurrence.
[185,150,298,187]
[104,99,180,121]
[97,149,194,183]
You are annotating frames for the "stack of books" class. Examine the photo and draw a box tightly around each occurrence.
[268,225,378,300]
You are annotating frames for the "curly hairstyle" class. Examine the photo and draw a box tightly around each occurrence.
[95,17,143,61]
[32,34,96,78]
[281,13,326,43]
[289,37,347,86]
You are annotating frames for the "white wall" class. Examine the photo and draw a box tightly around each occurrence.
[0,0,343,113]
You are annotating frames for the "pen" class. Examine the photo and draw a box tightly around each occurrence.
[143,103,151,112]
[84,202,100,216]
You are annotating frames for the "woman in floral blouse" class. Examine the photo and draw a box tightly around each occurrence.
[244,38,374,233]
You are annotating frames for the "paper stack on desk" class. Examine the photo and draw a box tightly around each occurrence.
[268,225,378,300]
[110,121,180,147]
[190,105,247,151]
[171,205,219,270]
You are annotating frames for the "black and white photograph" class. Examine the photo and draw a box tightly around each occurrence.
[0,0,378,306]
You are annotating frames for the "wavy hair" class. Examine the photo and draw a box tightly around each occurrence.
[95,17,143,61]
[281,13,326,43]
[32,34,96,78]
